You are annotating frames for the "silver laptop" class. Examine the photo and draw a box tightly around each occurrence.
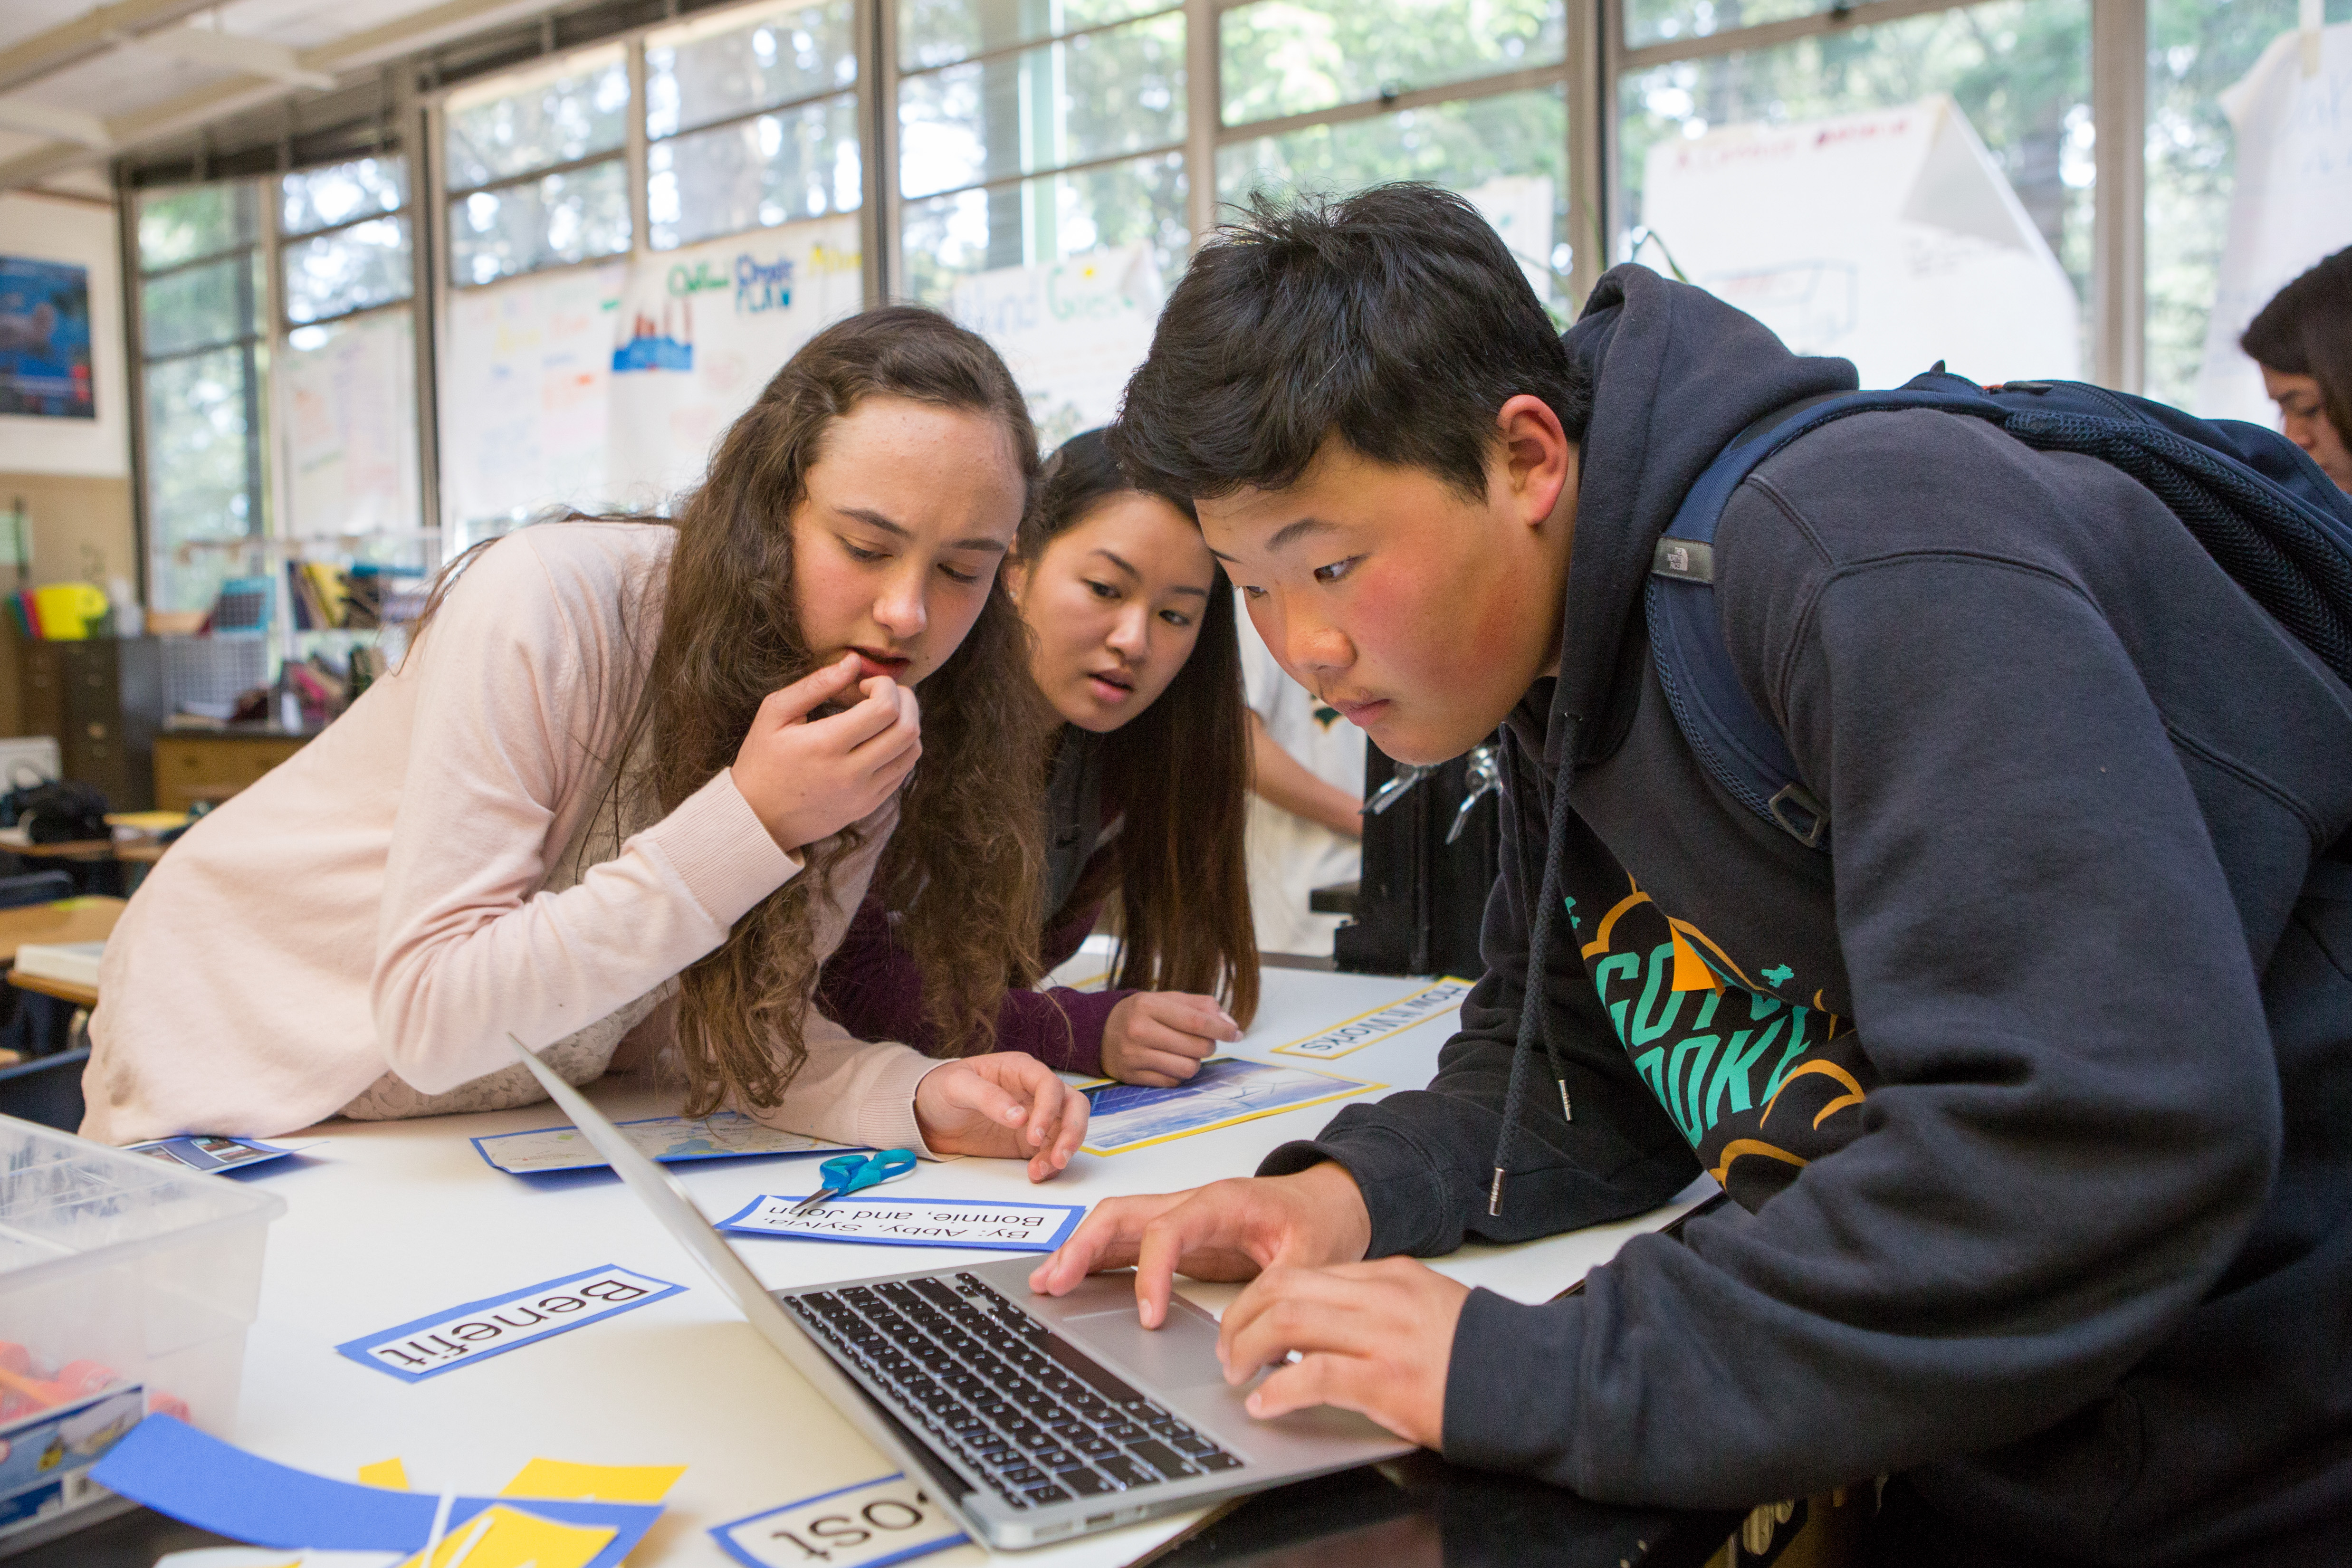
[508,1040,1409,1550]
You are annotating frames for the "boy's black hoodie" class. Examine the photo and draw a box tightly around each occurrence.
[1262,266,2352,1564]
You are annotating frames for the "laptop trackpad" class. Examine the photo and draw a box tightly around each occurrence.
[1060,1306,1233,1393]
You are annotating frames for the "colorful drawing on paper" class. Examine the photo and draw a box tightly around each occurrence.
[1270,977,1473,1061]
[1079,1057,1381,1155]
[125,1134,299,1174]
[0,257,93,419]
[471,1112,852,1175]
[716,1194,1085,1252]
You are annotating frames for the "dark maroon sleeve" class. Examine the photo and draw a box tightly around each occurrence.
[817,887,1132,1077]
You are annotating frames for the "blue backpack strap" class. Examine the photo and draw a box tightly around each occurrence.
[1648,366,2352,853]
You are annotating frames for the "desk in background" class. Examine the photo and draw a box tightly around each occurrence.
[0,894,120,1065]
[153,726,315,812]
[26,959,1735,1568]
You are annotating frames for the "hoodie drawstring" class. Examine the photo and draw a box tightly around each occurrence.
[1491,715,1583,1217]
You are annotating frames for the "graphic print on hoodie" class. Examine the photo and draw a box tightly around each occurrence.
[1570,880,1866,1208]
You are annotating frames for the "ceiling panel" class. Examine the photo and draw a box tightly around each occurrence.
[0,2,99,57]
[14,45,238,123]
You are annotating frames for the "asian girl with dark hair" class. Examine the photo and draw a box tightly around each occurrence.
[820,428,1260,1086]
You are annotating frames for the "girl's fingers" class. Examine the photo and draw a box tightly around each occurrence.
[763,654,862,725]
[1149,993,1241,1043]
[804,680,905,750]
[940,1063,1030,1129]
[1123,1048,1202,1085]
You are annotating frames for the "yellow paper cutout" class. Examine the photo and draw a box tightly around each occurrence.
[394,1503,614,1568]
[358,1457,410,1489]
[499,1456,685,1502]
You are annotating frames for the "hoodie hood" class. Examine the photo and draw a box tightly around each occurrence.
[1553,265,1858,766]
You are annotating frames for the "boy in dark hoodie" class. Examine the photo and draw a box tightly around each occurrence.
[1027,184,2352,1565]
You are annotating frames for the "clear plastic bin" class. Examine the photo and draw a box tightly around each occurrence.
[0,1114,284,1434]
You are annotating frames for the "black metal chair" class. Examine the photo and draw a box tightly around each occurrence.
[0,868,86,1059]
[0,1047,87,1131]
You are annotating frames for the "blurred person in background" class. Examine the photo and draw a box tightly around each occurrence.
[1239,609,1365,957]
[2242,244,2352,493]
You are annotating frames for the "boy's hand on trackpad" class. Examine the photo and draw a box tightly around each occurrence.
[1025,1162,1373,1329]
[1216,1257,1467,1448]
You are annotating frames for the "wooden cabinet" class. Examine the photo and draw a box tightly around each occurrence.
[152,731,314,812]
[18,638,166,811]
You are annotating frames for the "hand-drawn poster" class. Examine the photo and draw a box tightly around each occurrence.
[603,215,864,511]
[947,244,1165,450]
[0,257,95,419]
[1640,96,2081,390]
[440,215,862,528]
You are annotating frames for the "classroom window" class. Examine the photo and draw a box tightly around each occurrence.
[275,155,426,549]
[445,48,634,286]
[136,182,269,615]
[1220,0,1565,126]
[896,0,1189,305]
[1215,0,1574,316]
[1219,89,1569,306]
[1616,0,2094,386]
[279,156,415,327]
[645,1,863,249]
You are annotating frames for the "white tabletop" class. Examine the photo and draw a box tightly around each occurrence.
[229,951,1712,1567]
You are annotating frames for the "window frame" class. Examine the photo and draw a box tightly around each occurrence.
[130,179,272,616]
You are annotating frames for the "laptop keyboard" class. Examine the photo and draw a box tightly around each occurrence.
[785,1272,1244,1509]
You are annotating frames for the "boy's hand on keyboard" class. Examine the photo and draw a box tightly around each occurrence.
[914,1052,1089,1181]
[1214,1256,1466,1447]
[1026,1162,1372,1329]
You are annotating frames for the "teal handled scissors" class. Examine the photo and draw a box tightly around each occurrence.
[790,1147,916,1215]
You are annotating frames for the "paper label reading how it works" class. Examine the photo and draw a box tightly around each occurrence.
[1269,978,1473,1060]
[336,1265,684,1383]
[717,1195,1085,1253]
[712,1474,966,1568]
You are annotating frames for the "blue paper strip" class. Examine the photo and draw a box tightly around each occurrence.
[88,1416,660,1568]
[334,1263,684,1383]
[715,1194,1086,1253]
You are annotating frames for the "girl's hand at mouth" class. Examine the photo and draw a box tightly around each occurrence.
[732,654,923,851]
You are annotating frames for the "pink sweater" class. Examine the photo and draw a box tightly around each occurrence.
[82,523,938,1150]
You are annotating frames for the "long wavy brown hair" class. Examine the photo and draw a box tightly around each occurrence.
[416,307,1052,1114]
[1027,430,1259,1028]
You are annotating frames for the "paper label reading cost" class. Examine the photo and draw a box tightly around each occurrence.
[711,1473,966,1568]
[716,1194,1085,1252]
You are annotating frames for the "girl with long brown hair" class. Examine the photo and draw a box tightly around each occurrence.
[84,308,1089,1176]
[821,427,1258,1086]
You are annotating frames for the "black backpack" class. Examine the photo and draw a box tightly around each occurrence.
[14,780,111,844]
[1646,367,2352,851]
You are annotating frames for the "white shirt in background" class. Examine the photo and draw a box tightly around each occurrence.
[1238,599,1366,956]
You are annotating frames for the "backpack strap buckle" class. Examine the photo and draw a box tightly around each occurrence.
[1767,782,1828,849]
